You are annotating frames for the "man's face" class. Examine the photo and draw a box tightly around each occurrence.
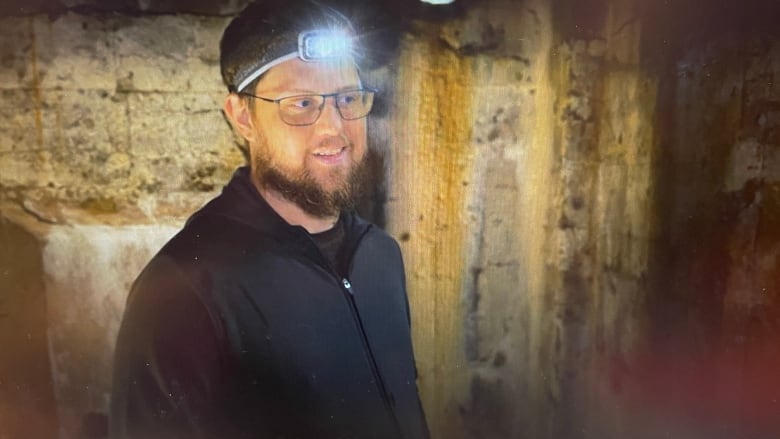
[246,58,369,218]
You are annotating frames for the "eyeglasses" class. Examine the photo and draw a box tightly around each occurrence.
[240,88,377,126]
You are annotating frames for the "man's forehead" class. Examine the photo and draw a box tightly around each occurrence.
[257,58,361,94]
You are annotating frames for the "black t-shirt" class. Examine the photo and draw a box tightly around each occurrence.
[310,216,347,277]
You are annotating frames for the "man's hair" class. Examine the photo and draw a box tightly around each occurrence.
[220,0,357,94]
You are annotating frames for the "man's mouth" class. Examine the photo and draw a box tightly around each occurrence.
[313,147,346,157]
[312,146,348,164]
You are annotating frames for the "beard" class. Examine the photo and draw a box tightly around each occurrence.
[252,146,371,218]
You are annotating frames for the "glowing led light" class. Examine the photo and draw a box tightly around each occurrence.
[298,30,353,61]
[420,0,455,4]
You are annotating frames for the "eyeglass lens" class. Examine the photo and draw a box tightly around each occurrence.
[277,91,375,126]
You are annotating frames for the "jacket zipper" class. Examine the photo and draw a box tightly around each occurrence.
[305,225,404,437]
[340,277,404,438]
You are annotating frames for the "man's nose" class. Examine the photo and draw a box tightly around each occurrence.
[314,96,343,133]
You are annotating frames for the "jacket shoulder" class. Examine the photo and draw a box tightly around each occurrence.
[360,224,404,259]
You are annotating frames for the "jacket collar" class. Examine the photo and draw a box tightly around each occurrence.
[189,166,371,269]
[191,166,295,237]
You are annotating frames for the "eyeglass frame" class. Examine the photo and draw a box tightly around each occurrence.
[238,87,379,126]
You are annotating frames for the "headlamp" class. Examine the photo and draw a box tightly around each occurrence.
[235,29,355,93]
[298,30,352,61]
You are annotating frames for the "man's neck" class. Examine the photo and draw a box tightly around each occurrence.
[254,181,338,234]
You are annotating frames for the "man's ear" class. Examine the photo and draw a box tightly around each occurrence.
[223,94,257,143]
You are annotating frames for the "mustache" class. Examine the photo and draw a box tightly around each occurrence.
[312,136,353,151]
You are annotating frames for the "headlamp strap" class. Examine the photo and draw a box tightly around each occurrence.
[236,29,354,93]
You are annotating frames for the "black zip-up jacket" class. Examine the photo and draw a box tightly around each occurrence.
[110,167,430,439]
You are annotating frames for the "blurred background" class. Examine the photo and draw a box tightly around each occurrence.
[1,0,780,438]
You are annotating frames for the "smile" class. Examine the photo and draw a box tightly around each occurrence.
[314,147,346,157]
[312,146,348,164]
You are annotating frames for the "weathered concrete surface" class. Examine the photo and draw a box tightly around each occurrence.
[387,0,658,437]
[388,0,779,437]
[389,35,476,439]
[639,33,780,439]
[0,12,243,439]
[0,13,244,225]
[662,36,780,342]
[43,222,179,438]
[2,1,780,439]
[1,205,179,439]
[546,12,658,439]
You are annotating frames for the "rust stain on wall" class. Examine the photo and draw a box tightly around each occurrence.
[28,16,43,150]
[390,34,474,439]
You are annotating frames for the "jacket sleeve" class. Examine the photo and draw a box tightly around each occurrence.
[110,255,233,439]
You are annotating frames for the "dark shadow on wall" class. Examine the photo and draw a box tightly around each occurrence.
[0,216,59,439]
[643,0,780,359]
[640,0,780,436]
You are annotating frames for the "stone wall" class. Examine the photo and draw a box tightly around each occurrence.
[388,0,780,438]
[1,206,179,438]
[387,1,657,437]
[0,13,244,223]
[0,11,244,439]
[2,1,780,439]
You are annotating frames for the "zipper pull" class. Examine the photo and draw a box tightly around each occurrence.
[342,278,353,294]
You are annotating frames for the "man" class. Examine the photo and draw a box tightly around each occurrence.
[109,1,429,438]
